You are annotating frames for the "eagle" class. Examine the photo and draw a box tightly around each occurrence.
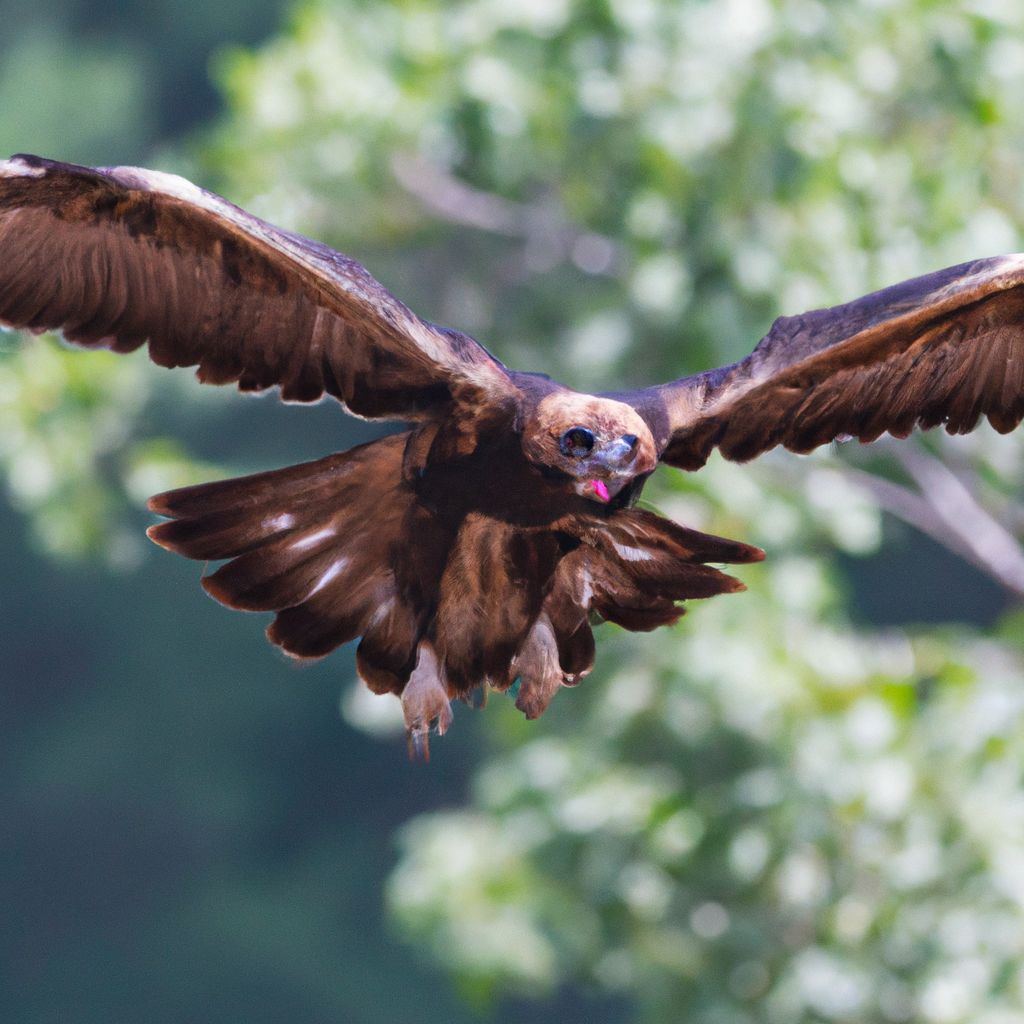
[3,154,1024,758]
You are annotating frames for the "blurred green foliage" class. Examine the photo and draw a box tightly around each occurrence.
[0,0,289,152]
[0,26,151,164]
[6,0,1024,1022]
[206,1,1024,1020]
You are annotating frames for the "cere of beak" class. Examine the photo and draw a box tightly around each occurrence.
[596,436,638,470]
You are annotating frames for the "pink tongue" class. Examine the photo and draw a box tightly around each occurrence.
[592,479,610,502]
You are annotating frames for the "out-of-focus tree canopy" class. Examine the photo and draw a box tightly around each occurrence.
[209,1,1024,1020]
[6,1,1024,1022]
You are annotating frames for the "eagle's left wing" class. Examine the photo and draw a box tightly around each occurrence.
[620,254,1024,469]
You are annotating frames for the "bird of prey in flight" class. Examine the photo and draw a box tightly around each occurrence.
[2,154,1023,758]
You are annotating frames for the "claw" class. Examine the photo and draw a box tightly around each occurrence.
[407,727,431,762]
[562,665,592,687]
[402,642,452,761]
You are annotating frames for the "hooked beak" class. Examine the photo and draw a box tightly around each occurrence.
[571,435,643,504]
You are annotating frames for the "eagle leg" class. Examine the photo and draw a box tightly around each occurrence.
[401,642,453,761]
[511,613,565,720]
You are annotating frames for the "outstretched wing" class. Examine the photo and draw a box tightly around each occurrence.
[621,254,1024,469]
[0,154,513,420]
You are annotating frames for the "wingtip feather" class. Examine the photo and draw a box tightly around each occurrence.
[145,519,179,552]
[147,491,173,516]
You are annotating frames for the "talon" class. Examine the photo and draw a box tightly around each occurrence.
[561,664,592,688]
[466,684,487,709]
[434,701,453,735]
[408,727,430,762]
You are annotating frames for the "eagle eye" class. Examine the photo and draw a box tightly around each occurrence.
[559,426,596,458]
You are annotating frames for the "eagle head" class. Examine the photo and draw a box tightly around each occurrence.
[520,392,658,503]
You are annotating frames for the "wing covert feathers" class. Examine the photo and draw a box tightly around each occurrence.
[643,254,1024,468]
[0,154,511,420]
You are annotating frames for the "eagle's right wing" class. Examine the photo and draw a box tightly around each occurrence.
[0,155,514,421]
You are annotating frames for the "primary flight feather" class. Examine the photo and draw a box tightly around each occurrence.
[3,154,1023,757]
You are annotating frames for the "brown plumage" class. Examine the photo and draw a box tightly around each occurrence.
[3,154,1024,757]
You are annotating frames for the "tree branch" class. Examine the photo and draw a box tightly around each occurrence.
[390,154,622,276]
[842,439,1024,596]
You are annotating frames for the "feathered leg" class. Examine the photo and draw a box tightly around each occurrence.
[401,642,452,761]
[433,513,564,694]
[510,613,564,719]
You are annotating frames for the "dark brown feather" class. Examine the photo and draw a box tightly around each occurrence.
[580,510,761,628]
[619,255,1024,467]
[433,514,564,693]
[149,434,426,676]
[0,155,512,422]
[521,509,764,712]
